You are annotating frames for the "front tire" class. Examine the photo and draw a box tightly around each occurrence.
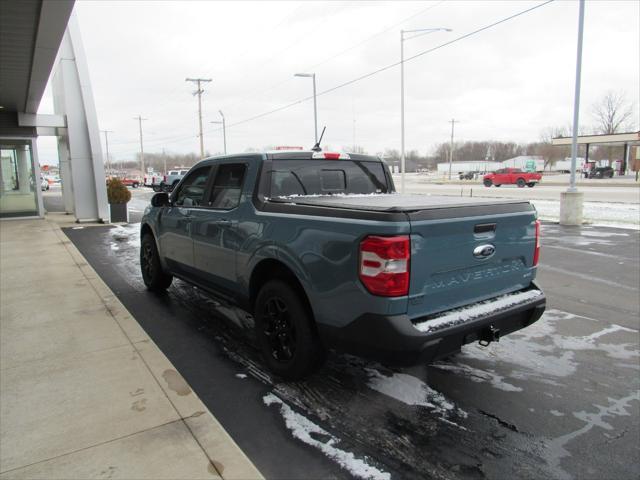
[527,182,536,188]
[254,280,324,380]
[140,233,173,291]
[483,179,492,187]
[516,178,526,188]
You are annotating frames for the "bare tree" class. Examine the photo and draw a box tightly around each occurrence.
[592,91,635,134]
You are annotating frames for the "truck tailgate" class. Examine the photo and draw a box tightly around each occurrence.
[406,204,537,319]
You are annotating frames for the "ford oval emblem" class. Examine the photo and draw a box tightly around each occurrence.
[473,244,496,260]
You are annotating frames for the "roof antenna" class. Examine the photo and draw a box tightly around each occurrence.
[311,126,326,152]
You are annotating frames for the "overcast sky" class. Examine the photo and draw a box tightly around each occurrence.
[37,0,639,165]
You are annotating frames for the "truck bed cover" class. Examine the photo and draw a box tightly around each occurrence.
[268,194,533,214]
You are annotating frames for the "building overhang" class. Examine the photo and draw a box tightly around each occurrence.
[552,132,640,147]
[0,0,75,114]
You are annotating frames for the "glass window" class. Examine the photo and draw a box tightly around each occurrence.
[0,142,39,218]
[174,166,211,207]
[269,160,389,197]
[209,164,246,210]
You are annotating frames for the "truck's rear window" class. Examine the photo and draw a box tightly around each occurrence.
[268,160,389,197]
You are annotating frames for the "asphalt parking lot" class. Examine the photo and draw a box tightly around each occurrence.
[63,219,639,480]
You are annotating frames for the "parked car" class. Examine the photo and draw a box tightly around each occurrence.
[121,177,141,188]
[144,172,164,187]
[483,168,542,187]
[153,169,190,192]
[586,166,614,179]
[140,151,545,379]
[459,171,477,180]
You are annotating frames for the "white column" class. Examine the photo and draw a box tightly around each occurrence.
[51,12,108,222]
[16,146,31,194]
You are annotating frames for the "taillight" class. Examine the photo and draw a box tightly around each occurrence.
[359,235,410,297]
[311,152,351,160]
[533,219,541,266]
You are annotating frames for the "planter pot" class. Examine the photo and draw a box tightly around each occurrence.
[109,203,128,223]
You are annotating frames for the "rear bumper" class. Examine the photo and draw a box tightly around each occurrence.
[317,283,546,366]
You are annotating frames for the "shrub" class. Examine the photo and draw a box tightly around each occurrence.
[107,178,131,204]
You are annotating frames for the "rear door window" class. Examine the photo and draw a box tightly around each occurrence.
[209,164,247,210]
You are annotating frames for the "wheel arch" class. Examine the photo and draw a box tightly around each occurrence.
[249,258,315,322]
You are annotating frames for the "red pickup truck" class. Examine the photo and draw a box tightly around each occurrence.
[483,168,542,188]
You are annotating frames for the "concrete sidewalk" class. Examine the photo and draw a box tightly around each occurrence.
[0,215,263,480]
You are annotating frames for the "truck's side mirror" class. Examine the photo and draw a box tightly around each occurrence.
[151,192,170,207]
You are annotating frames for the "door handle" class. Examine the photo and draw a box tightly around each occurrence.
[214,219,231,226]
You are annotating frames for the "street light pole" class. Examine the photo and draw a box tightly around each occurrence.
[210,110,227,155]
[294,73,318,144]
[219,110,227,154]
[568,0,585,192]
[448,119,459,180]
[101,130,113,174]
[400,27,451,193]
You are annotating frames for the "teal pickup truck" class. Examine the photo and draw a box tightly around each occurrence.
[140,151,545,379]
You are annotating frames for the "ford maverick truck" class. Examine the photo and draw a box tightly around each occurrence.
[140,151,545,379]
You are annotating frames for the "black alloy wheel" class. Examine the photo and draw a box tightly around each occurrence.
[262,296,296,362]
[254,279,324,379]
[140,233,173,291]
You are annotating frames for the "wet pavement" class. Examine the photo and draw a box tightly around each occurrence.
[63,222,639,480]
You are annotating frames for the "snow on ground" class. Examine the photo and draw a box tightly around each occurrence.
[434,309,640,390]
[365,368,467,421]
[110,224,141,251]
[263,393,391,480]
[531,200,640,230]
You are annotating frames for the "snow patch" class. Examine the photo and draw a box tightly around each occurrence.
[433,363,523,392]
[110,224,141,249]
[414,289,543,333]
[365,368,464,414]
[263,393,390,480]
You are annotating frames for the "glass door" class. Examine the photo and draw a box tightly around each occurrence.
[0,140,39,218]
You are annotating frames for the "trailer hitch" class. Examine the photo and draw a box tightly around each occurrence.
[479,325,501,347]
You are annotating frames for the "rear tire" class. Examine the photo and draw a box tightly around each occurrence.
[483,179,492,187]
[254,280,324,380]
[140,233,173,291]
[494,184,501,187]
[527,182,536,188]
[516,178,526,188]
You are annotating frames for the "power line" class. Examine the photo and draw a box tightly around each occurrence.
[221,1,447,114]
[217,0,555,132]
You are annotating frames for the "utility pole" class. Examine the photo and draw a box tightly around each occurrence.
[101,130,113,174]
[162,148,167,175]
[134,115,147,178]
[186,77,212,158]
[448,118,459,180]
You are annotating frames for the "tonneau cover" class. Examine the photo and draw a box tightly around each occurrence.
[267,194,532,213]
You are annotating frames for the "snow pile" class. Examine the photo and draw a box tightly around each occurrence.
[263,393,390,480]
[364,368,467,421]
[414,289,543,333]
[110,224,141,250]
